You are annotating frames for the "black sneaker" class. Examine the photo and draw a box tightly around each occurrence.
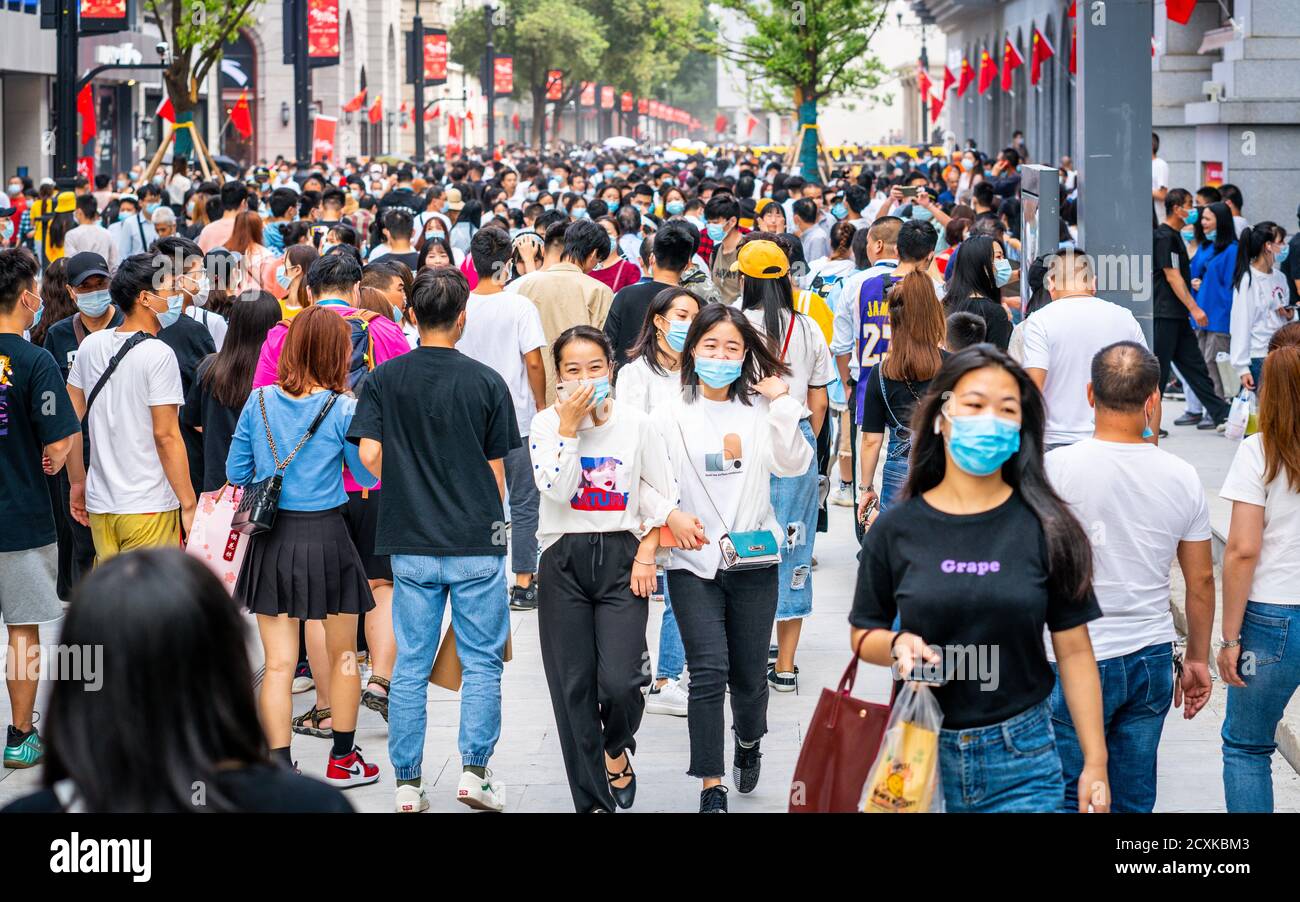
[509,582,538,612]
[1173,412,1201,426]
[1196,417,1219,430]
[733,738,762,794]
[699,785,729,813]
[768,644,779,666]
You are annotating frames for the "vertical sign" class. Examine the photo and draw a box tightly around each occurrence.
[312,114,337,163]
[307,0,341,64]
[424,29,448,84]
[546,70,564,101]
[493,56,514,94]
[600,85,614,110]
[621,92,633,113]
[580,82,596,106]
[79,0,128,33]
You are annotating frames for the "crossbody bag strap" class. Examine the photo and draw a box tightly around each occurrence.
[85,332,153,417]
[779,310,797,362]
[259,388,339,474]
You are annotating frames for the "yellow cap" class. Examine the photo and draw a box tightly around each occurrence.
[54,191,77,214]
[730,239,790,279]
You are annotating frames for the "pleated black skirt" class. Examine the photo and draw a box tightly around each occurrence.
[235,507,375,620]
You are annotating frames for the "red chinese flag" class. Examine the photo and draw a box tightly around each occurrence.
[466,109,474,125]
[155,95,176,123]
[77,85,96,144]
[714,113,728,133]
[1167,0,1195,24]
[368,94,383,125]
[424,104,438,122]
[1067,0,1076,16]
[1030,28,1055,86]
[745,114,758,137]
[941,66,956,95]
[917,62,931,99]
[231,90,253,139]
[511,111,520,129]
[958,57,975,97]
[978,48,997,95]
[1001,37,1024,93]
[342,89,367,113]
[1069,27,1077,75]
[930,92,944,124]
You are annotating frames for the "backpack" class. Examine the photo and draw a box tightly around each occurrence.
[277,308,379,390]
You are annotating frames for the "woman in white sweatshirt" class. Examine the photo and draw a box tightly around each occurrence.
[614,286,703,715]
[1230,222,1294,393]
[650,303,813,813]
[529,325,694,813]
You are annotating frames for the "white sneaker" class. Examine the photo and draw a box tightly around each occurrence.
[457,768,506,812]
[395,783,429,813]
[829,483,854,507]
[645,677,689,716]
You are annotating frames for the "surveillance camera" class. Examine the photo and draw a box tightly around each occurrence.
[156,41,170,58]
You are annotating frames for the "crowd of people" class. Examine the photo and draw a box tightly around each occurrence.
[1,134,1297,814]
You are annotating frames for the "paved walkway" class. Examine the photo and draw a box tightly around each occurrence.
[3,407,1299,812]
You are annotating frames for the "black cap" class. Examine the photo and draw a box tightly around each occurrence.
[66,252,111,287]
[0,206,14,218]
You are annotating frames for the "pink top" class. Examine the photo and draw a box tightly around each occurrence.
[590,260,641,294]
[253,303,410,492]
[459,254,480,290]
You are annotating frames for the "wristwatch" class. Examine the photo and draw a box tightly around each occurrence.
[1216,638,1241,650]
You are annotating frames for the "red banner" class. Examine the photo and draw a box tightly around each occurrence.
[77,156,95,183]
[546,70,563,101]
[600,86,615,110]
[493,56,513,94]
[637,97,648,115]
[80,0,126,31]
[307,0,340,61]
[620,92,633,113]
[312,114,337,164]
[424,30,448,83]
[580,82,596,106]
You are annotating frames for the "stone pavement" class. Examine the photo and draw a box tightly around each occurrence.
[3,404,1299,812]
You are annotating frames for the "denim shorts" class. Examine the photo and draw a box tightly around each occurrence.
[770,419,818,621]
[939,700,1064,813]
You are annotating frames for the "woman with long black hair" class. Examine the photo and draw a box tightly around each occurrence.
[1,549,351,812]
[1229,222,1292,394]
[850,345,1108,813]
[1189,201,1239,400]
[654,302,812,813]
[943,235,1013,350]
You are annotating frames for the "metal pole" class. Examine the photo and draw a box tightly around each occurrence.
[53,0,79,188]
[293,0,312,163]
[484,4,496,153]
[919,28,929,145]
[413,0,425,163]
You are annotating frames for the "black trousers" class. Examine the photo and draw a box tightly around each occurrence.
[53,470,94,599]
[1153,317,1230,423]
[667,566,778,780]
[538,531,650,812]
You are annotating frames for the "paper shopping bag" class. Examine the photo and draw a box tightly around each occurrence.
[184,485,248,595]
[429,624,513,691]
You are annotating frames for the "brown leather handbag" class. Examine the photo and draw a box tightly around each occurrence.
[788,631,893,813]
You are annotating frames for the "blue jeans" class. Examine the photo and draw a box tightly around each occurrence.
[939,701,1064,812]
[656,580,685,680]
[1050,642,1173,813]
[769,419,818,621]
[388,553,510,778]
[1222,601,1300,812]
[879,439,909,512]
[1250,357,1264,394]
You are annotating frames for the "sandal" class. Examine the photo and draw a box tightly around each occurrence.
[362,675,390,723]
[291,704,333,738]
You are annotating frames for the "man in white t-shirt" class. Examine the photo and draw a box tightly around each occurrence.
[1045,342,1215,812]
[1151,132,1170,224]
[1022,250,1154,449]
[456,228,548,611]
[65,252,196,561]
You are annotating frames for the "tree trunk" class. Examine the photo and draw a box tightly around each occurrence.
[163,63,197,160]
[797,95,820,184]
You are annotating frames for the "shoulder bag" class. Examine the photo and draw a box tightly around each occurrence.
[232,388,339,536]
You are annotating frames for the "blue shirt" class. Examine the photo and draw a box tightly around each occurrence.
[226,387,376,511]
[1190,243,1237,334]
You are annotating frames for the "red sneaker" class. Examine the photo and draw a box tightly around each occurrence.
[326,746,380,788]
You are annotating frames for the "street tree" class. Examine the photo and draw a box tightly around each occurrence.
[143,0,263,159]
[707,0,889,182]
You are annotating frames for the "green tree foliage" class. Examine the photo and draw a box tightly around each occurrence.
[145,0,262,113]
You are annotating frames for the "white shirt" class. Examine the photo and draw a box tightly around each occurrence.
[1220,434,1300,605]
[185,306,228,351]
[614,354,683,414]
[1229,268,1290,373]
[618,232,644,264]
[1045,439,1212,661]
[63,224,120,271]
[1020,295,1148,446]
[456,289,548,436]
[67,329,185,515]
[1233,215,1250,237]
[735,307,833,408]
[1151,156,1170,222]
[109,214,158,259]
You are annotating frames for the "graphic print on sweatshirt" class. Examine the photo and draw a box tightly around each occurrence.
[571,456,629,511]
[703,433,744,477]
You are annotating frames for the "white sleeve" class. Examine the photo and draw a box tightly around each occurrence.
[147,345,185,407]
[1220,438,1266,507]
[1020,316,1050,371]
[518,301,547,355]
[806,319,835,387]
[1130,311,1149,349]
[1229,278,1252,373]
[528,409,583,503]
[1183,475,1213,542]
[614,362,649,414]
[764,394,814,478]
[635,415,678,530]
[829,274,857,357]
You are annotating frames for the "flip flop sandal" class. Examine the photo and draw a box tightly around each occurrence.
[362,675,390,723]
[291,704,333,738]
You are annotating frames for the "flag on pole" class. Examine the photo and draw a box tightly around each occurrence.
[424,104,438,122]
[511,111,521,130]
[941,66,956,96]
[958,56,975,97]
[342,89,367,113]
[745,114,759,137]
[1001,37,1024,93]
[155,95,176,123]
[1069,27,1077,75]
[1030,28,1055,87]
[77,85,96,144]
[368,94,383,125]
[978,47,997,95]
[466,109,475,126]
[1067,0,1076,16]
[231,90,253,139]
[929,92,944,123]
[917,61,932,99]
[1167,0,1195,24]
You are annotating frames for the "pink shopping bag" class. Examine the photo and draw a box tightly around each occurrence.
[184,485,249,594]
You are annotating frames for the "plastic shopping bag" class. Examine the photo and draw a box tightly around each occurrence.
[1224,390,1253,442]
[861,681,944,813]
[184,485,249,594]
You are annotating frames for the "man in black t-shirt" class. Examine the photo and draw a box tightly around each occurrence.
[1151,189,1229,428]
[603,220,696,365]
[348,266,519,815]
[0,248,80,769]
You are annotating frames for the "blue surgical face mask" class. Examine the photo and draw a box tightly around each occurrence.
[276,268,294,290]
[320,242,337,256]
[1203,230,1217,243]
[831,202,848,220]
[145,202,160,216]
[572,207,588,220]
[1184,207,1199,226]
[1276,244,1290,266]
[694,356,743,389]
[151,290,185,329]
[589,376,611,406]
[392,306,404,323]
[912,206,933,223]
[666,200,685,216]
[1180,228,1195,243]
[706,223,726,242]
[943,412,1021,476]
[993,258,1013,287]
[23,292,42,331]
[961,158,975,172]
[75,288,112,318]
[664,319,692,352]
[608,234,617,254]
[118,210,133,222]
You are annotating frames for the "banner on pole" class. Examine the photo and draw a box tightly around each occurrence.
[493,56,514,95]
[312,114,337,163]
[307,0,341,65]
[424,30,448,84]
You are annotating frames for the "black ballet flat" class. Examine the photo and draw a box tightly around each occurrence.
[606,753,636,810]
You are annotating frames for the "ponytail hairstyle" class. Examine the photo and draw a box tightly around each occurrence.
[905,345,1094,603]
[1232,221,1281,291]
[680,303,790,406]
[829,221,856,259]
